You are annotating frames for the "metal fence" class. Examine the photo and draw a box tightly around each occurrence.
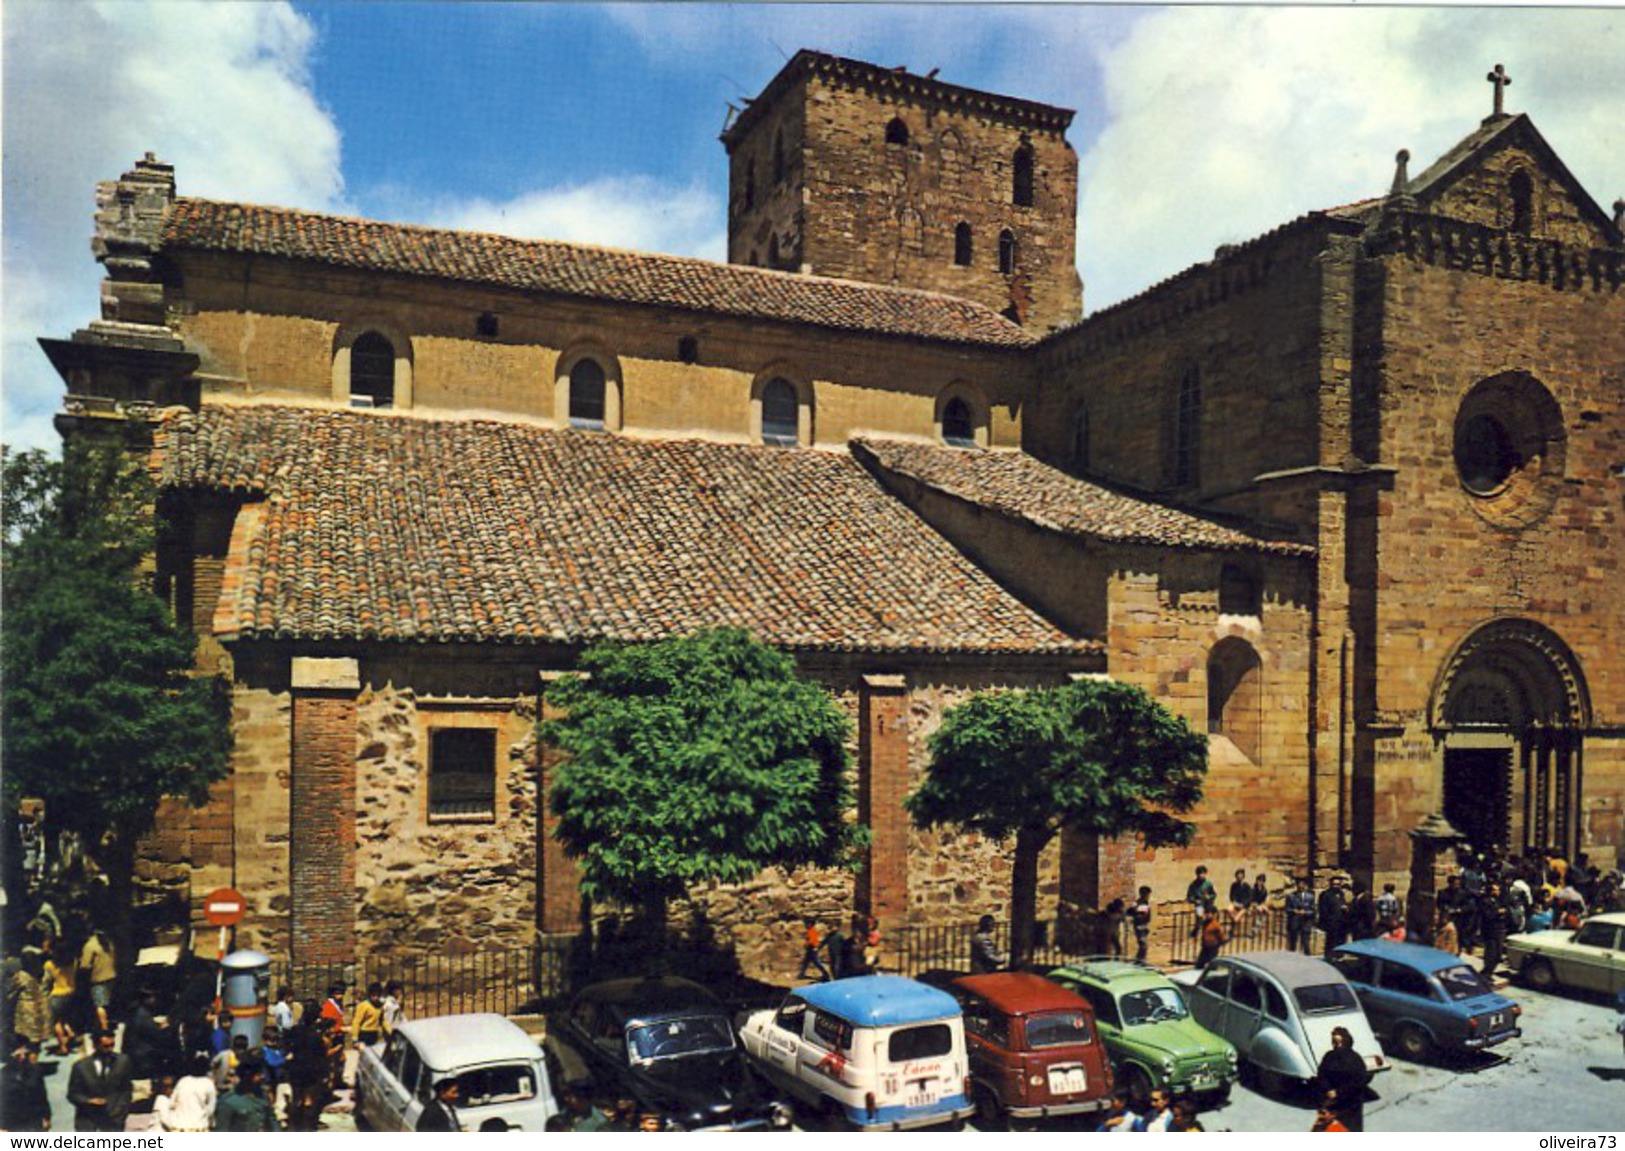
[889,915,1116,978]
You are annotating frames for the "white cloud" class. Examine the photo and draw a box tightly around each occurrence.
[2,0,344,452]
[383,177,728,264]
[1079,7,1625,310]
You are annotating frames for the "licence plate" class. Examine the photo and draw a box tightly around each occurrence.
[1048,1067,1087,1095]
[906,1090,940,1108]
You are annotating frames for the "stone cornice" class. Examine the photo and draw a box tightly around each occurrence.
[1369,210,1625,293]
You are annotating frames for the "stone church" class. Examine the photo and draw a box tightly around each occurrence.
[41,51,1623,969]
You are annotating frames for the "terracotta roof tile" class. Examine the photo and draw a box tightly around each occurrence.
[157,403,1092,655]
[852,439,1315,556]
[161,199,1034,349]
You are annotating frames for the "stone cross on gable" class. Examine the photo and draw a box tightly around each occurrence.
[1487,64,1512,118]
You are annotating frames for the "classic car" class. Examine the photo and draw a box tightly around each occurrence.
[1047,957,1238,1106]
[1329,939,1522,1060]
[1170,951,1387,1093]
[546,975,793,1131]
[739,975,975,1131]
[947,972,1113,1127]
[355,1013,559,1132]
[1505,911,1625,997]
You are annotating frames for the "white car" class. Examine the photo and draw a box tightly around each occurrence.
[1171,951,1388,1093]
[355,1013,560,1132]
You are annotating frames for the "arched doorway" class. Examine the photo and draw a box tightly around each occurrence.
[1431,619,1590,859]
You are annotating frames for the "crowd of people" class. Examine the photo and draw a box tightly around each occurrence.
[795,914,882,982]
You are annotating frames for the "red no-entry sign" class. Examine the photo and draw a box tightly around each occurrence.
[203,888,247,927]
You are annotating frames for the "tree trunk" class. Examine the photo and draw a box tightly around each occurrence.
[1009,828,1049,968]
[99,829,141,1013]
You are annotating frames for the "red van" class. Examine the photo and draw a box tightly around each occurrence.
[949,972,1113,1128]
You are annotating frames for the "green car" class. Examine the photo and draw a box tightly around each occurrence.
[1047,959,1238,1106]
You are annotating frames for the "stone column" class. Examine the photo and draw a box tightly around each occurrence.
[537,671,583,934]
[289,658,359,964]
[856,674,910,931]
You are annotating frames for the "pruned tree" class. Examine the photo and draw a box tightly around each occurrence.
[540,629,863,933]
[907,678,1208,965]
[2,443,233,987]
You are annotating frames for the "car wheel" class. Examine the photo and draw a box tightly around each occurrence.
[1123,1064,1154,1112]
[1394,1023,1434,1063]
[974,1086,1007,1131]
[1523,958,1557,992]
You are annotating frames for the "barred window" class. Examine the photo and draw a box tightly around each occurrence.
[1172,366,1201,488]
[569,359,607,428]
[429,728,496,820]
[350,332,395,409]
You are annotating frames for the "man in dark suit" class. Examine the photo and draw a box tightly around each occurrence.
[67,1028,134,1131]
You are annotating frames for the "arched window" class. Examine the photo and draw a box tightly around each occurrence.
[954,223,973,267]
[885,117,909,146]
[1172,365,1201,488]
[761,377,799,446]
[772,129,786,184]
[998,229,1017,275]
[1013,144,1035,207]
[1510,170,1533,234]
[1208,638,1263,761]
[677,336,699,365]
[744,163,756,211]
[569,358,607,428]
[1070,403,1090,472]
[942,397,976,447]
[350,332,395,409]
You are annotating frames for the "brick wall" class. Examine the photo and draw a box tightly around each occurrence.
[856,674,910,926]
[289,660,359,963]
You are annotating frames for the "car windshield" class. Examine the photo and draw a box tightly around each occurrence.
[1292,983,1359,1014]
[1119,987,1190,1026]
[1025,1011,1093,1048]
[1435,964,1494,1002]
[627,1016,736,1062]
[443,1064,538,1107]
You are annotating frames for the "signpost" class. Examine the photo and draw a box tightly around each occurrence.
[204,888,246,1012]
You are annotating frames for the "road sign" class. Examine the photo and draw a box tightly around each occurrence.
[203,887,247,927]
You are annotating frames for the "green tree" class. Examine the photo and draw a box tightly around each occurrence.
[907,678,1208,966]
[540,629,862,931]
[2,443,233,987]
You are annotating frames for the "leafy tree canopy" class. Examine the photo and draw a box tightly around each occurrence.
[541,629,861,913]
[908,678,1207,846]
[2,443,232,926]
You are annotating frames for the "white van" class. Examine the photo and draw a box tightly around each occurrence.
[355,1013,560,1132]
[738,975,975,1130]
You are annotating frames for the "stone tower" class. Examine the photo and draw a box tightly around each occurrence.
[722,50,1083,332]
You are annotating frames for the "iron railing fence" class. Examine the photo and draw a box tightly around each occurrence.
[1162,902,1402,965]
[889,916,1116,979]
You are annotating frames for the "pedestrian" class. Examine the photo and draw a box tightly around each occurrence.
[214,1052,278,1132]
[1317,875,1348,958]
[213,1033,250,1094]
[1170,1097,1205,1131]
[1229,868,1254,935]
[417,1077,462,1132]
[1130,887,1154,963]
[1195,905,1227,969]
[863,916,882,972]
[1315,1026,1370,1132]
[796,918,830,982]
[1141,1088,1175,1132]
[1507,870,1533,934]
[1104,896,1127,956]
[351,982,385,1048]
[284,1003,329,1131]
[1434,907,1460,956]
[1,1035,52,1130]
[261,1026,290,1124]
[823,919,848,980]
[970,915,1008,974]
[67,1027,135,1132]
[382,981,406,1033]
[208,1010,234,1057]
[160,1053,217,1132]
[1252,872,1271,936]
[1186,866,1217,913]
[271,986,297,1033]
[124,986,175,1084]
[44,946,78,1056]
[1286,877,1316,955]
[1347,882,1376,942]
[1311,1095,1350,1132]
[18,811,43,888]
[1375,883,1401,930]
[843,916,869,976]
[78,929,116,1033]
[6,952,49,1052]
[1480,881,1512,979]
[1095,1087,1143,1132]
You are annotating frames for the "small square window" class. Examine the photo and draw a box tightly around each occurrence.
[430,728,497,820]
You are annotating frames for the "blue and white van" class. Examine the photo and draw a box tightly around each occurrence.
[739,975,975,1130]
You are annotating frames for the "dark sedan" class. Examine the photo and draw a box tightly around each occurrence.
[547,975,794,1131]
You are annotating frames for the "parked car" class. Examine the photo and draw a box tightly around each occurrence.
[945,972,1113,1127]
[355,1012,559,1132]
[1171,951,1388,1093]
[1506,911,1625,997]
[546,975,793,1131]
[1047,957,1238,1106]
[739,975,975,1131]
[1329,939,1522,1060]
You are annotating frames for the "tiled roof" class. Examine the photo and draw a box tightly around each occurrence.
[156,403,1092,655]
[852,439,1314,556]
[161,199,1033,349]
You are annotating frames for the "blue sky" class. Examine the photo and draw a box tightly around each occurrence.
[4,3,1622,452]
